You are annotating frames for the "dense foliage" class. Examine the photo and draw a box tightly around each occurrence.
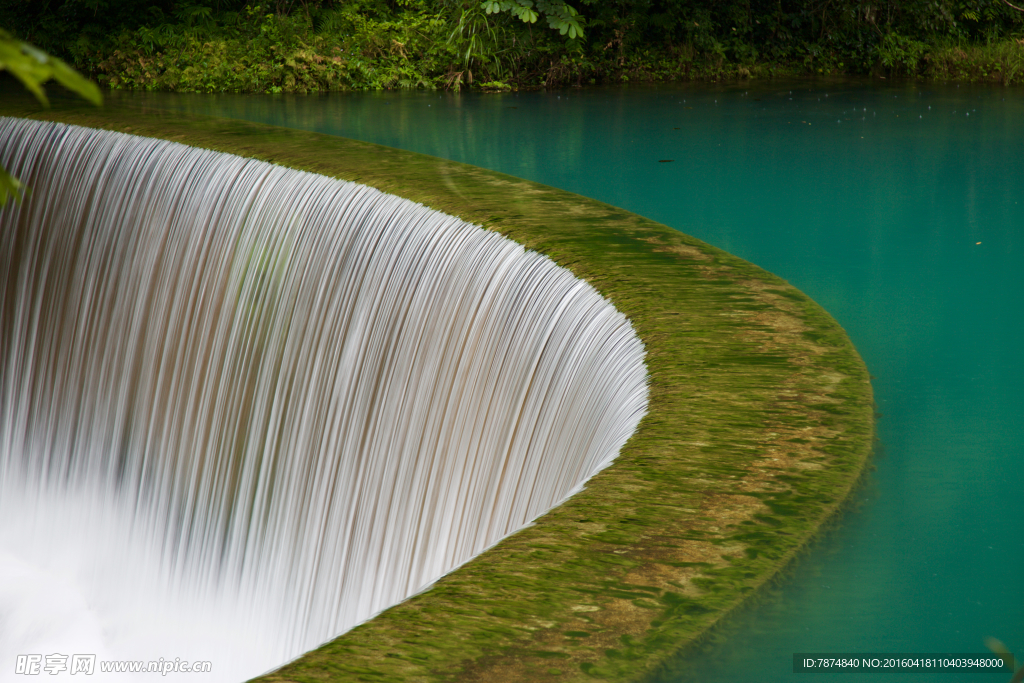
[2,0,1023,92]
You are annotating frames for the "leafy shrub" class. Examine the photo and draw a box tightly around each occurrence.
[878,32,929,75]
[4,0,1024,93]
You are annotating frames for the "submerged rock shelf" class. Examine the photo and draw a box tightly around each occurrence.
[0,98,873,683]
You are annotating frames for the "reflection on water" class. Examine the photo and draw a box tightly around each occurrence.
[112,82,1024,682]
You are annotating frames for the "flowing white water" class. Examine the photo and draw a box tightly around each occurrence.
[0,118,648,681]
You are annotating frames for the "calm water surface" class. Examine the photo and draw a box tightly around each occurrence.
[117,82,1023,682]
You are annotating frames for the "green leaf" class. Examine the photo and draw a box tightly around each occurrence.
[0,29,103,107]
[0,166,24,208]
[49,58,103,106]
[0,29,102,208]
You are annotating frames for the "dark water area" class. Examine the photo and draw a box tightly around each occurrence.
[98,82,1024,681]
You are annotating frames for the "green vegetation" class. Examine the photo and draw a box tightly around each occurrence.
[0,28,101,204]
[2,0,1023,93]
[0,96,874,681]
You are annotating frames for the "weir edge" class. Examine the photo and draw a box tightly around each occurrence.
[0,98,874,683]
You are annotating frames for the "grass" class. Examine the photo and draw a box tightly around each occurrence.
[925,37,1024,85]
[0,95,875,682]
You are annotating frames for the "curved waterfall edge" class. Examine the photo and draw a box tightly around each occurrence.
[0,116,648,679]
[0,100,875,683]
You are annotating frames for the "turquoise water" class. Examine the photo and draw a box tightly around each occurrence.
[121,83,1022,681]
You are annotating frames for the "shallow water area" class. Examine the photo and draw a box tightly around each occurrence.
[118,80,1024,681]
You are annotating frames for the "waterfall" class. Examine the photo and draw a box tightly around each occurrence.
[0,118,648,681]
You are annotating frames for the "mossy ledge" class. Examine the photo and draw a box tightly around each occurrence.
[0,98,874,683]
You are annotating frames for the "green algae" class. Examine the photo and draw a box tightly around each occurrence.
[0,96,874,683]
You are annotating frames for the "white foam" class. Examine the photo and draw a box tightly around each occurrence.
[0,118,648,682]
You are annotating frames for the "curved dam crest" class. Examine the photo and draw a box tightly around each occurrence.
[0,100,874,683]
[0,117,648,680]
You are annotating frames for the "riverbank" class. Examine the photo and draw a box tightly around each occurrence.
[74,35,1024,93]
[1,95,874,682]
[4,1,1023,94]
